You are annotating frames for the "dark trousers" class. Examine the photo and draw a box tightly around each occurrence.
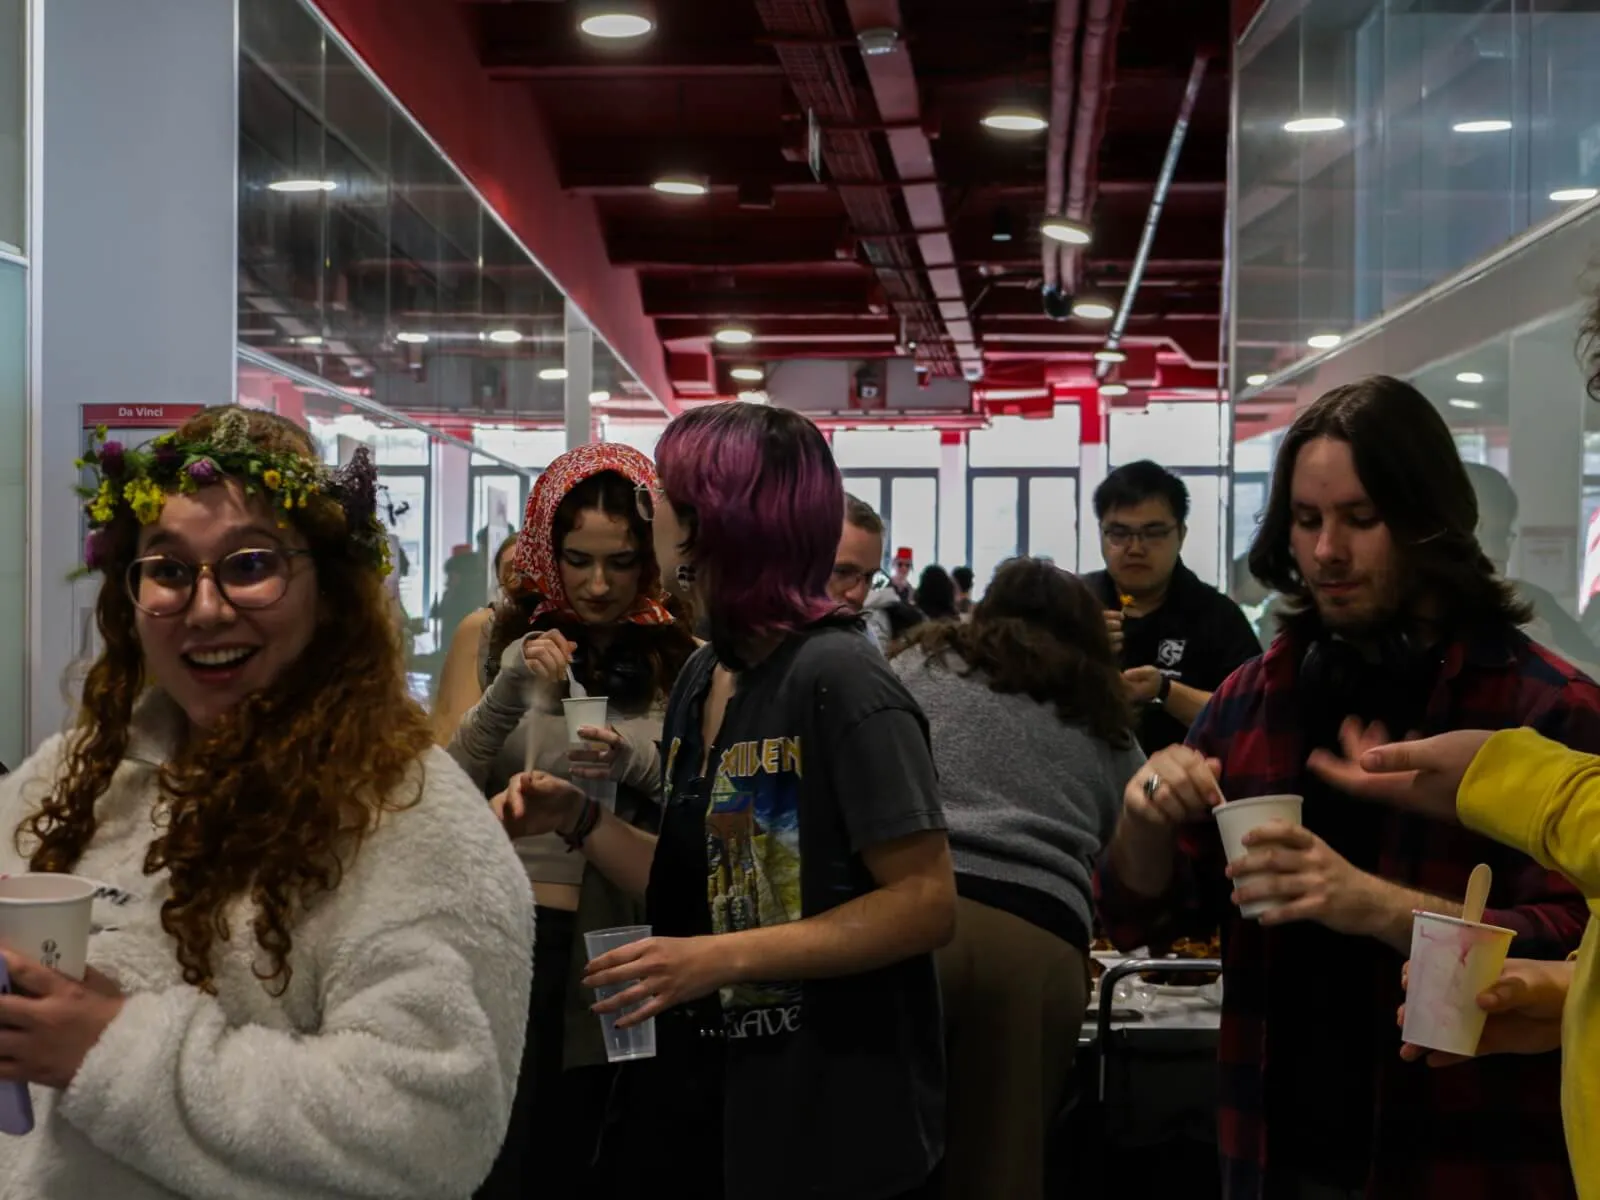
[475,906,613,1200]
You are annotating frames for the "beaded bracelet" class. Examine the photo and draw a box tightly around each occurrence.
[561,799,602,852]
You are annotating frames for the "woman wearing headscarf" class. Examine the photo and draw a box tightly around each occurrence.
[446,443,697,1199]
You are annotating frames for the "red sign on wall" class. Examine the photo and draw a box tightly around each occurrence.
[82,403,205,429]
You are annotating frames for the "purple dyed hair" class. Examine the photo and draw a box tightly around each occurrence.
[655,403,843,652]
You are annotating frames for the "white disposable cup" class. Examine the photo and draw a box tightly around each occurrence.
[583,924,657,1063]
[562,696,617,809]
[0,874,97,980]
[1402,911,1516,1057]
[1213,794,1304,919]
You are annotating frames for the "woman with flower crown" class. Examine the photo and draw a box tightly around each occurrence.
[0,406,533,1199]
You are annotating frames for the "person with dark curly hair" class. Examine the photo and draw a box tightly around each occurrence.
[890,557,1142,1200]
[0,406,532,1199]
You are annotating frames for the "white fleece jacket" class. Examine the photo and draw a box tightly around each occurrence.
[0,695,534,1200]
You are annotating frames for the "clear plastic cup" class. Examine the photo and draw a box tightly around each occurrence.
[1402,911,1516,1057]
[1213,794,1304,919]
[583,924,658,1063]
[0,873,97,980]
[562,695,617,809]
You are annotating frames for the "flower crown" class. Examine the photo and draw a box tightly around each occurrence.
[75,408,392,576]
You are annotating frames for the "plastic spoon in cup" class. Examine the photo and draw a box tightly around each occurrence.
[566,659,587,700]
[1462,863,1492,925]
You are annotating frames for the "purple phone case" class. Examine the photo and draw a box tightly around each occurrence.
[0,960,34,1135]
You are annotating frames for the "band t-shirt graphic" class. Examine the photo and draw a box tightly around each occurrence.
[652,625,947,1200]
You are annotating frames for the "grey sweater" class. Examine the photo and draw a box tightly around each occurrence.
[890,644,1143,941]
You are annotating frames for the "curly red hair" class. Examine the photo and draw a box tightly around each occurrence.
[16,407,434,995]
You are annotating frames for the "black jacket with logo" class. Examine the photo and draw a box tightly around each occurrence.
[1087,560,1262,753]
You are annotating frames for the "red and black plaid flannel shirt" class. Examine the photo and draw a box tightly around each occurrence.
[1096,627,1600,1200]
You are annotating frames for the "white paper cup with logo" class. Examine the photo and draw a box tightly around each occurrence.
[583,924,658,1063]
[1402,911,1516,1057]
[1213,794,1304,919]
[0,874,98,980]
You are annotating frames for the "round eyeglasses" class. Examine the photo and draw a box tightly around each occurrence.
[125,548,309,617]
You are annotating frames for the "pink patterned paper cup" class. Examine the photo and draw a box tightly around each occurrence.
[1402,910,1516,1057]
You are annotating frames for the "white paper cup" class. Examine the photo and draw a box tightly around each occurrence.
[1213,794,1304,919]
[583,924,657,1063]
[1402,910,1516,1057]
[562,696,610,748]
[0,874,98,980]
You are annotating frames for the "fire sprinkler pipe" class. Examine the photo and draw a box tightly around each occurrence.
[1059,0,1116,295]
[1095,51,1210,381]
[1041,0,1081,295]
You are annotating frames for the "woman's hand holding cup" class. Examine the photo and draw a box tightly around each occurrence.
[569,725,627,781]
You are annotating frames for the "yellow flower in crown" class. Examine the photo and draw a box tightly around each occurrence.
[124,478,166,524]
[261,468,282,490]
[87,479,117,524]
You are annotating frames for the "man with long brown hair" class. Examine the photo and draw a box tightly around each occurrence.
[1098,375,1600,1199]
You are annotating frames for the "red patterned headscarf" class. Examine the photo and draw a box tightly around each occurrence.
[510,443,674,626]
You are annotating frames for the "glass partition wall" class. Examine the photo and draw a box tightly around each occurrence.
[0,0,27,767]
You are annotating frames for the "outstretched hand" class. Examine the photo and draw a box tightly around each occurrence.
[1307,719,1494,825]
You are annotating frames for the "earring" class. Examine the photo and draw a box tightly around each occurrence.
[675,564,697,589]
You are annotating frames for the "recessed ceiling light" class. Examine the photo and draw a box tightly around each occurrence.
[1245,373,1269,386]
[486,329,524,345]
[1094,348,1127,364]
[395,331,430,345]
[1073,298,1115,321]
[730,366,765,382]
[589,390,612,404]
[1453,119,1512,134]
[1307,332,1342,349]
[577,3,654,39]
[651,175,709,197]
[296,335,324,346]
[539,367,569,381]
[982,106,1048,133]
[1099,382,1129,397]
[1455,371,1485,384]
[714,326,755,347]
[1449,397,1482,410]
[1283,117,1346,134]
[268,178,337,193]
[1040,216,1091,245]
[737,390,771,404]
[1551,187,1599,203]
[857,28,900,56]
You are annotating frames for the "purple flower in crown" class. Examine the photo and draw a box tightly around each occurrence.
[186,458,219,485]
[83,528,107,571]
[98,441,126,476]
[153,440,184,471]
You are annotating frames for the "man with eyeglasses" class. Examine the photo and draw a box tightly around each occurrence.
[1085,460,1260,754]
[831,494,923,651]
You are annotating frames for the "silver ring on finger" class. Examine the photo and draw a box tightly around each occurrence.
[1143,772,1161,799]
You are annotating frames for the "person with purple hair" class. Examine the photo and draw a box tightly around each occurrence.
[493,402,955,1200]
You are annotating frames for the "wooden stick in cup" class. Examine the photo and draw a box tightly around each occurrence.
[1462,863,1492,925]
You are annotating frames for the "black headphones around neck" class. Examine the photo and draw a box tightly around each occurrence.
[1298,627,1441,719]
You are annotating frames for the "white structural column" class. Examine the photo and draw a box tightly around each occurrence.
[29,0,238,745]
[1078,440,1108,574]
[563,301,595,450]
[937,434,966,568]
[1506,332,1585,609]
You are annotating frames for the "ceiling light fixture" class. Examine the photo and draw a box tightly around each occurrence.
[577,2,654,40]
[1448,397,1482,410]
[1040,216,1091,246]
[651,175,709,197]
[1551,187,1599,203]
[730,366,765,383]
[982,105,1048,134]
[991,209,1015,243]
[1453,119,1512,134]
[1283,116,1346,134]
[1073,298,1115,321]
[1099,383,1129,397]
[539,367,569,381]
[1307,332,1342,350]
[486,329,524,345]
[857,28,900,56]
[1455,371,1485,384]
[589,390,612,404]
[296,335,324,346]
[395,331,430,345]
[737,390,772,404]
[713,325,755,347]
[1094,348,1127,364]
[1245,373,1269,386]
[268,178,337,193]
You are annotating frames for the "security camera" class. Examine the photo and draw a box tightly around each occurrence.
[1041,284,1073,321]
[963,363,983,382]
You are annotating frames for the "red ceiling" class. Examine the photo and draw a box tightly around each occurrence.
[318,0,1230,413]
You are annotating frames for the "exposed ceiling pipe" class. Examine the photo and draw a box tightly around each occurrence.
[1096,52,1210,381]
[1058,0,1118,296]
[1040,0,1082,296]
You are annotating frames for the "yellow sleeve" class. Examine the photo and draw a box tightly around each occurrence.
[1458,727,1600,896]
